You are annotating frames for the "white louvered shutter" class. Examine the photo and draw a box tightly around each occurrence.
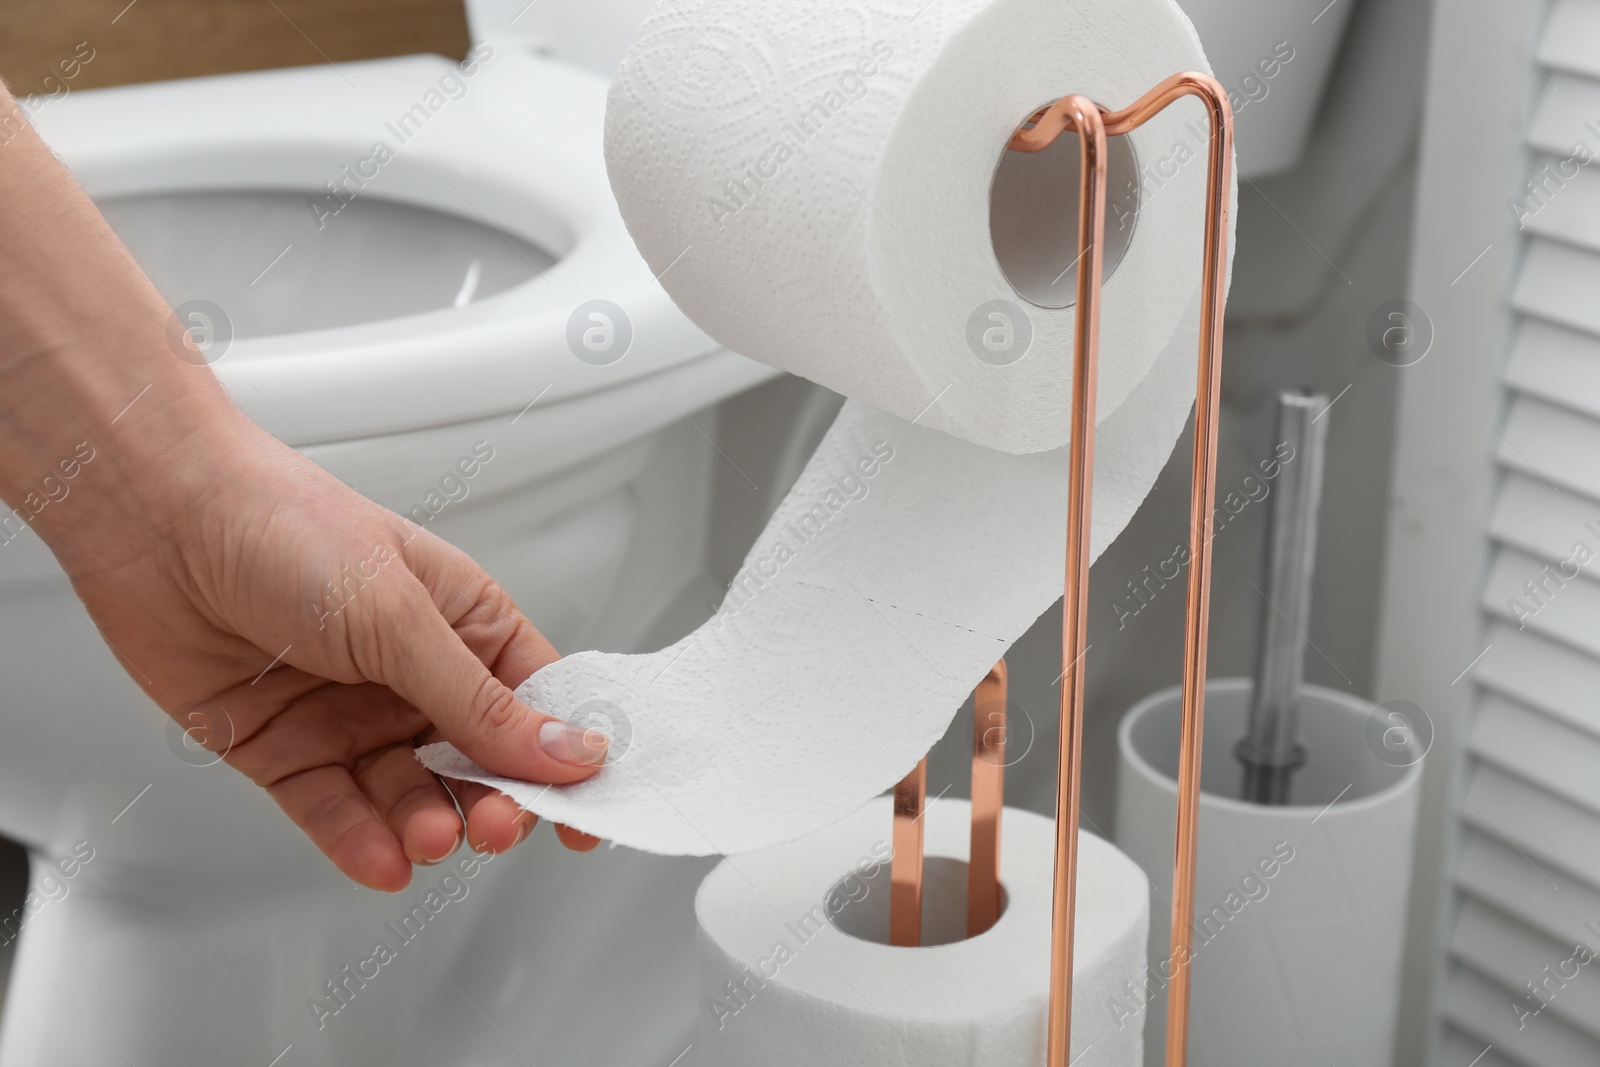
[1439,2,1600,1063]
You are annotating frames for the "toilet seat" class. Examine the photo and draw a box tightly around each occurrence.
[30,50,765,445]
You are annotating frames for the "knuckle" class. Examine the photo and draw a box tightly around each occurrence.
[481,579,520,618]
[303,789,371,841]
[386,782,441,829]
[466,674,522,740]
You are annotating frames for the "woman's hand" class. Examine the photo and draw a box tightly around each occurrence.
[66,417,606,891]
[0,78,598,892]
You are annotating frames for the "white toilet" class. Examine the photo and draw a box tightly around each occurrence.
[0,0,1358,1061]
[0,1,778,1064]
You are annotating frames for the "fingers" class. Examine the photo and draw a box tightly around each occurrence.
[448,778,599,854]
[265,756,594,889]
[428,747,596,856]
[345,528,608,862]
[267,764,411,892]
[181,668,327,755]
[400,528,559,688]
[555,823,602,852]
[355,746,464,867]
[223,681,428,784]
[447,776,537,854]
[359,575,605,785]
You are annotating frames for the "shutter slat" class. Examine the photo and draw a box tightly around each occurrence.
[1512,239,1600,339]
[1537,0,1600,79]
[1498,396,1600,502]
[1452,897,1600,1040]
[1481,547,1600,660]
[1527,72,1600,156]
[1488,473,1600,575]
[1476,623,1600,743]
[1439,1027,1524,1067]
[1519,158,1600,256]
[1505,320,1600,425]
[1456,831,1600,944]
[1445,963,1596,1066]
[1462,764,1600,888]
[1470,695,1600,816]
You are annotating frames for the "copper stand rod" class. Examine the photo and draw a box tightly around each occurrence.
[1040,92,1106,1067]
[890,757,927,947]
[968,659,1008,938]
[1010,71,1233,1067]
[891,657,1010,947]
[1161,74,1232,1067]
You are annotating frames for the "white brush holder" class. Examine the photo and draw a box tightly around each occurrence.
[1114,678,1421,1066]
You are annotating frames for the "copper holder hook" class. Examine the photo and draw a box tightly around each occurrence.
[890,658,1009,948]
[1016,73,1233,1067]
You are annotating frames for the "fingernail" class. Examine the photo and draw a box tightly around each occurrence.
[418,830,462,866]
[539,720,609,766]
[513,812,538,847]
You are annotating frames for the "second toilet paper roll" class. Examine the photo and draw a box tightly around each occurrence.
[694,797,1149,1065]
[420,0,1232,855]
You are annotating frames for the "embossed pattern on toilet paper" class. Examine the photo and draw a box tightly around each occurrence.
[420,301,1201,855]
[602,0,1212,454]
[419,0,1233,855]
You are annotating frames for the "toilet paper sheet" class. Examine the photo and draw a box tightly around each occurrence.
[694,797,1148,1065]
[419,0,1231,855]
[420,304,1197,855]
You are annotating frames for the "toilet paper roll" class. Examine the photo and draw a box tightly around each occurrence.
[419,0,1233,855]
[694,797,1148,1066]
[605,0,1213,455]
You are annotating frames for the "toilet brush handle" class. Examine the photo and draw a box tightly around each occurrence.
[1238,390,1328,803]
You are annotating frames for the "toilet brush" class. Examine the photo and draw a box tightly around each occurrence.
[1235,389,1328,804]
[1118,389,1418,1065]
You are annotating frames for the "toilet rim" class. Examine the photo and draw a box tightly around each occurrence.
[30,51,728,445]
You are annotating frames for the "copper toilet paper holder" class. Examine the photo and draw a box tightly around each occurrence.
[887,72,1234,1067]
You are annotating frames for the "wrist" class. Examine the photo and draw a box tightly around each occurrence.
[0,103,259,575]
[0,328,255,576]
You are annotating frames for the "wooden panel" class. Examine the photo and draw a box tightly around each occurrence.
[0,0,469,94]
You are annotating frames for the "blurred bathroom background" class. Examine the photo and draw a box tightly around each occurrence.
[0,1,1587,1065]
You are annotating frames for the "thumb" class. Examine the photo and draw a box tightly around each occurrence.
[364,566,607,783]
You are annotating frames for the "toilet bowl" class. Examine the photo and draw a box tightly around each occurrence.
[0,7,777,1064]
